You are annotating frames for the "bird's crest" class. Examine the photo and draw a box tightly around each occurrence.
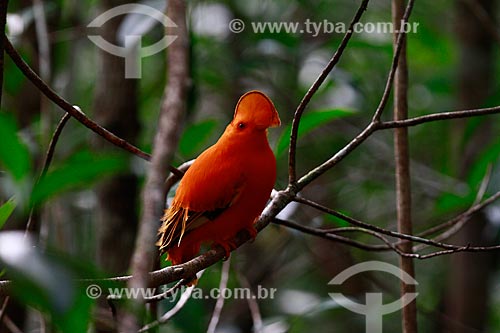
[233,91,281,129]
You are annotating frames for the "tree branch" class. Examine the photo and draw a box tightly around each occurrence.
[378,105,500,129]
[122,0,189,330]
[2,36,184,178]
[26,112,72,233]
[1,185,500,298]
[295,0,416,191]
[273,218,390,252]
[372,0,415,121]
[292,195,500,253]
[0,0,8,107]
[207,258,231,333]
[236,270,263,333]
[138,271,204,333]
[288,0,370,185]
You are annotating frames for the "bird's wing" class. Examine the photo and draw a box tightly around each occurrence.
[156,203,232,253]
[157,151,245,253]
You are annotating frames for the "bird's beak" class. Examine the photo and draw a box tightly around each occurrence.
[269,110,281,128]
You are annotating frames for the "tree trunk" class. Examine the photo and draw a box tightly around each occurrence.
[392,1,418,332]
[442,1,497,332]
[92,0,140,330]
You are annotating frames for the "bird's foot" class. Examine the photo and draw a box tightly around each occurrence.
[212,240,236,261]
[244,225,258,242]
[184,275,198,287]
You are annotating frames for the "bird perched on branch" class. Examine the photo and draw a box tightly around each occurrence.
[157,90,281,266]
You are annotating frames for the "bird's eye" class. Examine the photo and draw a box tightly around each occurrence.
[238,122,245,129]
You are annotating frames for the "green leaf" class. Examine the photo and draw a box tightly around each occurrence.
[31,150,127,205]
[0,197,16,229]
[275,108,355,156]
[0,232,93,333]
[178,119,217,158]
[0,113,31,180]
[324,213,350,228]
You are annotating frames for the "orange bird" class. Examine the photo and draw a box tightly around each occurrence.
[157,91,281,265]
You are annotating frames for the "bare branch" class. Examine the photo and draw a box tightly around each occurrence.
[2,36,184,178]
[6,113,73,317]
[236,271,263,333]
[164,159,192,194]
[26,112,72,233]
[297,105,500,192]
[144,280,184,303]
[2,314,24,333]
[293,195,500,253]
[32,0,50,82]
[40,113,72,178]
[0,0,8,106]
[288,0,370,185]
[273,218,390,252]
[1,187,500,298]
[207,258,231,333]
[416,170,493,239]
[372,0,416,121]
[378,105,500,129]
[295,0,416,191]
[0,296,9,328]
[123,0,189,330]
[274,219,494,260]
[414,190,500,252]
[139,271,204,333]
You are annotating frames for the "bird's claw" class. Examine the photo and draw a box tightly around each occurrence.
[212,240,236,260]
[245,225,258,242]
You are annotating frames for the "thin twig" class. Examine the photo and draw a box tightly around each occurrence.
[274,218,474,259]
[297,104,500,191]
[145,280,184,303]
[236,271,263,333]
[40,113,72,178]
[288,0,370,185]
[32,0,52,144]
[0,0,9,106]
[26,112,71,233]
[164,159,193,194]
[0,296,9,327]
[207,258,231,333]
[3,314,25,333]
[32,0,50,82]
[3,35,183,178]
[293,195,500,253]
[372,0,416,121]
[379,105,500,129]
[139,270,204,333]
[294,0,416,191]
[416,168,493,239]
[274,218,390,252]
[2,188,500,297]
[3,188,499,297]
[414,190,500,252]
